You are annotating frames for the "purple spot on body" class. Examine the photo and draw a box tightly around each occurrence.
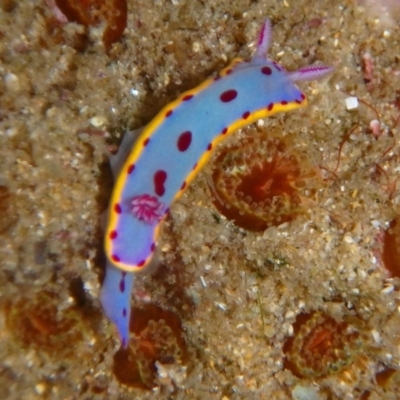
[122,308,127,317]
[261,66,272,75]
[154,170,167,196]
[119,277,125,292]
[272,61,282,71]
[220,89,237,102]
[177,131,192,151]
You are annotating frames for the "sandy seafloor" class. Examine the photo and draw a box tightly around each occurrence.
[1,0,400,399]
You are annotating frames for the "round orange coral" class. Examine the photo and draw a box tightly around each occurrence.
[381,217,400,278]
[5,290,83,352]
[54,0,127,49]
[113,304,187,389]
[283,312,365,379]
[209,128,316,231]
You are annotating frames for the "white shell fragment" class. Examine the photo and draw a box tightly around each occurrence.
[345,96,359,110]
[89,115,108,127]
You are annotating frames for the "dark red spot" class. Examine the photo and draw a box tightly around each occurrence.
[220,89,237,103]
[182,94,193,101]
[222,127,228,135]
[177,131,192,152]
[122,308,127,317]
[226,69,232,75]
[154,170,167,196]
[181,181,186,190]
[112,254,120,262]
[295,99,302,104]
[114,203,122,214]
[150,243,155,252]
[261,66,272,75]
[281,100,288,106]
[207,143,212,151]
[301,93,306,100]
[119,278,125,292]
[242,111,250,119]
[192,163,197,170]
[214,76,221,81]
[166,110,173,117]
[137,259,146,267]
[143,138,150,147]
[110,230,118,239]
[165,208,170,215]
[267,103,274,111]
[127,164,135,174]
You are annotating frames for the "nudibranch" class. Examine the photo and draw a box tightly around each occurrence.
[100,19,332,347]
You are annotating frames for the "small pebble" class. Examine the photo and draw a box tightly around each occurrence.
[292,383,320,400]
[35,383,47,395]
[4,72,20,91]
[89,115,108,127]
[344,235,353,243]
[371,329,381,344]
[345,96,358,110]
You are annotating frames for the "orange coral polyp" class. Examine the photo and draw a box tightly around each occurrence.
[5,290,83,352]
[304,325,334,354]
[283,312,364,379]
[382,217,400,278]
[209,129,312,231]
[112,304,187,389]
[54,0,127,48]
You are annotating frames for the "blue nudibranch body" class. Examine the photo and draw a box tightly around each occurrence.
[100,19,332,347]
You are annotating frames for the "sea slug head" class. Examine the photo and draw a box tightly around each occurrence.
[253,19,333,82]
